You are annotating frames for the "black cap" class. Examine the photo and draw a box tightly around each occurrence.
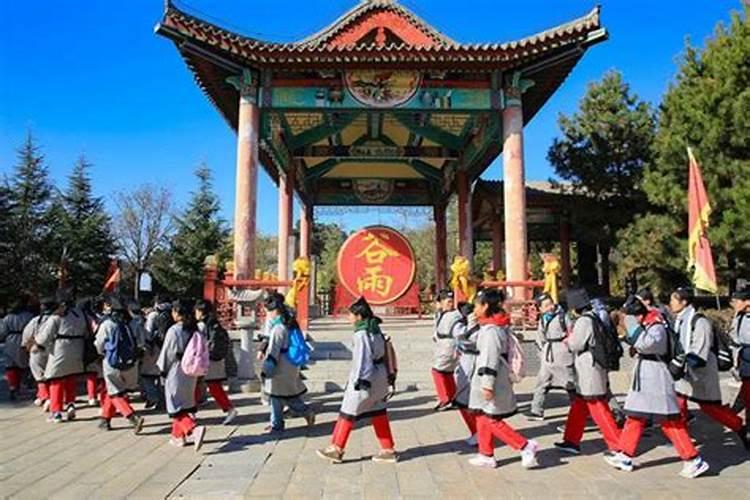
[535,293,552,306]
[732,287,750,301]
[566,288,591,311]
[437,289,455,301]
[622,296,648,316]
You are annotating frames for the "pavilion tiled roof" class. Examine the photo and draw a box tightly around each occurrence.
[156,1,606,67]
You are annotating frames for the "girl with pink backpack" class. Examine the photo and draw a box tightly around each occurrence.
[156,300,207,451]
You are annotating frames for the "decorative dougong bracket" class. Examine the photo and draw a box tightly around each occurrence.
[226,68,259,103]
[500,71,535,109]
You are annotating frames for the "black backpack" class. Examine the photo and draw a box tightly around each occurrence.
[587,312,623,371]
[81,312,100,367]
[692,313,733,372]
[207,319,230,361]
[153,309,173,347]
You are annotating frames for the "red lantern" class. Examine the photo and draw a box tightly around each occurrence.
[337,226,416,306]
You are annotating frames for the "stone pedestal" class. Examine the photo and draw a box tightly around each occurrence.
[230,329,260,393]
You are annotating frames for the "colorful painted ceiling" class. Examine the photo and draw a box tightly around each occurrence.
[156,0,607,206]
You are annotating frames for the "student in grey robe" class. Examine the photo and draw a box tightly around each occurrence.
[555,288,621,455]
[605,298,709,478]
[94,296,144,433]
[156,300,206,451]
[670,286,748,447]
[467,288,539,469]
[195,300,238,425]
[142,296,172,409]
[1,294,34,400]
[317,297,396,464]
[431,289,460,410]
[78,297,104,407]
[452,301,480,445]
[260,293,314,433]
[22,296,56,409]
[37,290,87,423]
[730,287,750,428]
[525,293,575,421]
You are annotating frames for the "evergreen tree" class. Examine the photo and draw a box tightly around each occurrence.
[58,155,116,296]
[8,133,57,295]
[153,164,228,297]
[642,7,750,289]
[0,179,14,308]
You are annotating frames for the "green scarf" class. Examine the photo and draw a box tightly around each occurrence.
[355,318,382,336]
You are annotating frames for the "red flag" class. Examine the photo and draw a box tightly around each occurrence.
[687,147,718,293]
[103,259,121,294]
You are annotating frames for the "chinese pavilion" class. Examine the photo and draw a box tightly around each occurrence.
[156,0,607,298]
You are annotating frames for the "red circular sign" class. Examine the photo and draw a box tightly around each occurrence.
[337,226,416,306]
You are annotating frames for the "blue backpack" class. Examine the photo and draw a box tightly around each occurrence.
[105,321,137,370]
[286,325,311,367]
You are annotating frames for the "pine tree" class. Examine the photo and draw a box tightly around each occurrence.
[8,133,57,296]
[153,164,228,297]
[643,7,750,289]
[0,179,15,308]
[58,155,116,297]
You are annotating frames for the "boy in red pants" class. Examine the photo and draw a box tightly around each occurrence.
[730,287,750,429]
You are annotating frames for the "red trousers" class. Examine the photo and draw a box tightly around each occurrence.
[37,382,50,401]
[619,417,698,460]
[171,413,197,438]
[49,376,78,413]
[677,395,743,432]
[5,367,23,391]
[563,397,621,450]
[101,393,134,420]
[459,408,477,435]
[739,380,750,426]
[207,382,233,412]
[476,414,528,456]
[431,369,456,404]
[331,414,395,450]
[85,373,99,400]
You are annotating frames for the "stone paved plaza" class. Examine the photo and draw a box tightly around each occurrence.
[1,317,748,499]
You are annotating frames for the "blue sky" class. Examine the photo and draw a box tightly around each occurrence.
[0,0,742,234]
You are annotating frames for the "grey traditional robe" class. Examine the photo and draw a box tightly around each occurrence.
[453,318,480,408]
[624,322,680,420]
[95,317,139,396]
[156,323,197,417]
[261,320,307,398]
[568,313,610,399]
[1,311,33,369]
[433,310,461,372]
[37,307,87,381]
[674,306,722,403]
[339,326,389,420]
[468,323,517,418]
[84,314,102,378]
[142,308,166,377]
[21,314,51,381]
[730,312,750,380]
[198,320,227,382]
[535,308,575,390]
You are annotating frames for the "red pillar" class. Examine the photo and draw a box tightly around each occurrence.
[502,84,529,300]
[300,204,313,258]
[491,214,503,273]
[434,204,448,290]
[560,218,571,289]
[229,71,259,280]
[278,168,294,281]
[456,171,473,264]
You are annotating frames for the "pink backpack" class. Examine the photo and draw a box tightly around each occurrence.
[181,332,209,377]
[505,329,526,384]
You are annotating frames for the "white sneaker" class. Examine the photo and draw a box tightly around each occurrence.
[222,407,238,425]
[604,451,634,472]
[169,437,186,447]
[468,454,498,469]
[88,398,98,407]
[192,426,206,453]
[42,400,51,412]
[65,405,76,421]
[33,398,43,407]
[520,440,539,469]
[679,456,709,479]
[465,434,478,447]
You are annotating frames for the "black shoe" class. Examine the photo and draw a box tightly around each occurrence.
[98,418,111,431]
[737,425,750,451]
[523,411,544,422]
[554,441,581,455]
[9,389,17,401]
[144,400,157,410]
[434,401,451,412]
[686,413,697,426]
